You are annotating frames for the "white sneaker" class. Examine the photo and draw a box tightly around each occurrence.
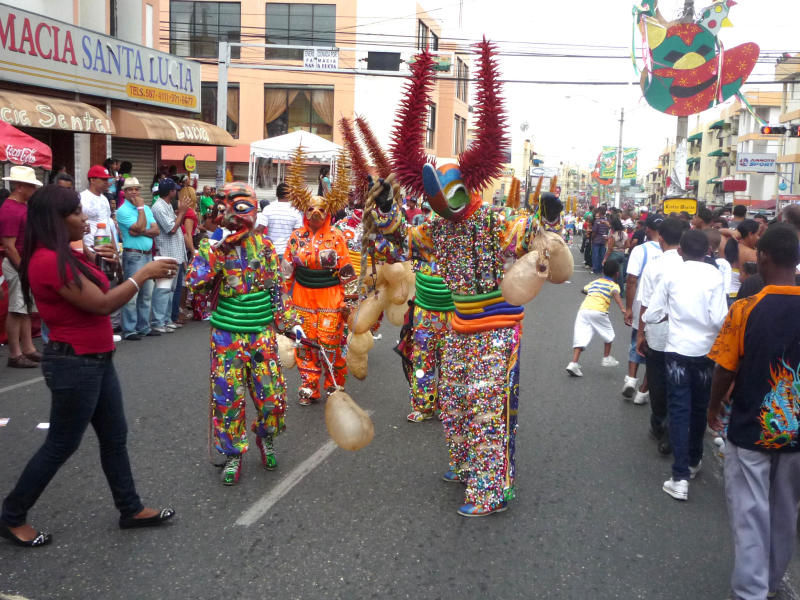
[565,362,583,377]
[151,326,167,333]
[622,375,637,398]
[633,390,650,405]
[662,478,688,501]
[601,356,619,367]
[689,460,702,479]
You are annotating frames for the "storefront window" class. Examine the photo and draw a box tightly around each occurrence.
[264,87,334,140]
[170,1,241,59]
[201,83,240,139]
[265,3,336,60]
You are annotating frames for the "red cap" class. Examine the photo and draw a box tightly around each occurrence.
[87,165,110,179]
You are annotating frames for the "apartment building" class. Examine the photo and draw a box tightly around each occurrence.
[160,0,467,188]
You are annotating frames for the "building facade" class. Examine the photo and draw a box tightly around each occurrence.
[776,55,800,207]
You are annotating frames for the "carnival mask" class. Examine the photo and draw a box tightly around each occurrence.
[218,182,258,245]
[422,163,482,223]
[305,195,328,230]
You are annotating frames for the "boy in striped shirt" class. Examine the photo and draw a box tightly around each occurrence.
[566,260,626,377]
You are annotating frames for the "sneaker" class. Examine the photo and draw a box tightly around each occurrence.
[407,411,433,423]
[565,362,583,377]
[622,376,637,398]
[165,323,178,331]
[633,391,650,405]
[124,334,142,341]
[662,478,688,501]
[221,455,242,485]
[457,501,508,517]
[152,326,169,334]
[601,356,619,367]
[113,334,122,343]
[689,460,702,480]
[146,330,163,336]
[255,436,277,471]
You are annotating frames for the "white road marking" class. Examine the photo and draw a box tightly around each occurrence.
[236,411,374,527]
[0,376,44,395]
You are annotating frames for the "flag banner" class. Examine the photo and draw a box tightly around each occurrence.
[600,146,617,179]
[622,148,638,179]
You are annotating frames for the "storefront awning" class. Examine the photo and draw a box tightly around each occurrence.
[0,90,115,134]
[688,133,703,142]
[708,120,726,129]
[708,149,730,157]
[111,108,235,146]
[707,177,721,184]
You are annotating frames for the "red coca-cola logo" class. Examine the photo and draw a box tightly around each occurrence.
[5,145,36,165]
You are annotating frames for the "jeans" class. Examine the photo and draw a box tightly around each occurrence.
[646,348,668,439]
[1,350,144,526]
[151,273,177,329]
[591,244,606,273]
[170,263,186,323]
[121,251,154,337]
[665,352,714,480]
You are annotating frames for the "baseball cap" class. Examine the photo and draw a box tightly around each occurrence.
[645,215,664,230]
[158,179,178,197]
[87,164,110,179]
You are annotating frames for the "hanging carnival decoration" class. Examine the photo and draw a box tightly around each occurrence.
[633,0,759,117]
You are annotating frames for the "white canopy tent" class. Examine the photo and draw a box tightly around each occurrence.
[248,130,342,189]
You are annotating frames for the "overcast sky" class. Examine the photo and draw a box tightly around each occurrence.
[432,0,798,176]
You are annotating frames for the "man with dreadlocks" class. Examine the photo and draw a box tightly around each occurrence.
[369,42,572,517]
[185,182,297,486]
[283,147,358,405]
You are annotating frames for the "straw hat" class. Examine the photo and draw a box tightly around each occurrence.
[122,177,141,190]
[2,165,43,187]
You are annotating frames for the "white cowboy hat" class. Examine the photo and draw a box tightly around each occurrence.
[2,165,43,187]
[122,177,141,190]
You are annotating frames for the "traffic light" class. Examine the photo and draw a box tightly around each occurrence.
[761,125,787,135]
[792,125,800,137]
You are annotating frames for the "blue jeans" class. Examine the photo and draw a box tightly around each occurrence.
[591,244,606,273]
[1,350,144,526]
[121,251,154,337]
[170,263,186,323]
[665,352,714,480]
[151,273,177,329]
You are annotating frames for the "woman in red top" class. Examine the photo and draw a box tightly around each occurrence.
[0,185,178,548]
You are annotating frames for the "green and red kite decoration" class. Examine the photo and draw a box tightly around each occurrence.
[633,1,759,117]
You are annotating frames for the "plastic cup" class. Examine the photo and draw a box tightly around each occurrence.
[154,256,178,289]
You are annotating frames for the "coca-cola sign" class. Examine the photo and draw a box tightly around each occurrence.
[5,144,36,165]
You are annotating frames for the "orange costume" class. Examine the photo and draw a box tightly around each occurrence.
[283,146,357,404]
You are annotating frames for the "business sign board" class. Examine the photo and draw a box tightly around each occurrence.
[303,48,339,71]
[0,4,200,111]
[736,153,777,174]
[663,197,697,215]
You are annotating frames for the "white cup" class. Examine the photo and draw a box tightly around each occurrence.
[153,256,178,289]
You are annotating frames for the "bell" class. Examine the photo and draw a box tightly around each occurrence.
[276,334,296,369]
[325,390,374,450]
[385,301,408,326]
[501,250,546,306]
[348,331,375,355]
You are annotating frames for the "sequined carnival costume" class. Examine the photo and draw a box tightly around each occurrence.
[283,147,357,404]
[373,43,572,517]
[186,183,294,485]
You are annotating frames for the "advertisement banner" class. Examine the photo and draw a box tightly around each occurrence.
[600,146,617,179]
[622,147,638,179]
[736,153,777,173]
[0,5,200,112]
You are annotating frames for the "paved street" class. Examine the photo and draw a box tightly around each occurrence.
[1,245,798,600]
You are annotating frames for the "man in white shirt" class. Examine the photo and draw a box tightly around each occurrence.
[644,230,728,501]
[255,183,303,255]
[636,218,686,456]
[80,164,119,251]
[623,215,663,403]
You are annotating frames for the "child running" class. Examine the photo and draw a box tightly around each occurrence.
[566,260,625,377]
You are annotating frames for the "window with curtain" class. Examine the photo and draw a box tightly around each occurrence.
[200,82,240,138]
[170,1,241,59]
[264,87,334,140]
[265,3,336,60]
[426,103,437,149]
[453,115,466,154]
[430,31,439,51]
[456,58,469,102]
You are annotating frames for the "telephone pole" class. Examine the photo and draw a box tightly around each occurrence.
[614,108,624,208]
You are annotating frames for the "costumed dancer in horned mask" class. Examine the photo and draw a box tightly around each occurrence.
[370,42,573,516]
[186,182,298,486]
[283,147,358,405]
